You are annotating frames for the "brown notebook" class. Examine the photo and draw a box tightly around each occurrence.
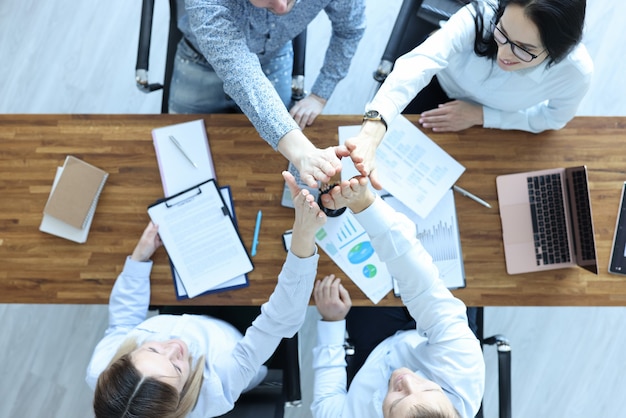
[42,156,108,234]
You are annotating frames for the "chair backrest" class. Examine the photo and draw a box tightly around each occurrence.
[374,0,469,83]
[135,0,307,113]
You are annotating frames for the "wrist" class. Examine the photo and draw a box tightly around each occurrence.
[349,192,376,214]
[309,93,327,105]
[289,230,317,258]
[130,253,151,263]
[361,120,387,137]
[277,130,315,165]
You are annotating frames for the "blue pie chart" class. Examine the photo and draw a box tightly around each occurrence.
[348,241,374,264]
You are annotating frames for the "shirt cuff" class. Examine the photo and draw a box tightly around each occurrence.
[482,106,500,129]
[366,97,400,132]
[317,319,346,346]
[352,195,397,237]
[123,256,153,277]
[281,247,320,281]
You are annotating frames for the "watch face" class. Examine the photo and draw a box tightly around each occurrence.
[365,110,380,119]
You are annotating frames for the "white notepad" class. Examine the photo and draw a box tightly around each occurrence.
[152,119,216,197]
[40,156,108,243]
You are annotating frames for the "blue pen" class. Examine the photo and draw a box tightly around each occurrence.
[251,210,262,256]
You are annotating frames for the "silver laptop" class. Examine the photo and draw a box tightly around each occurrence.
[496,166,598,275]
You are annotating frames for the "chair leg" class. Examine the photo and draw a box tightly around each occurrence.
[497,341,512,418]
[282,334,302,406]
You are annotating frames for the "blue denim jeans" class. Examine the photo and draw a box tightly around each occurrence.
[168,38,293,114]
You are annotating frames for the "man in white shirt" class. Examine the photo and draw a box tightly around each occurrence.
[312,176,485,418]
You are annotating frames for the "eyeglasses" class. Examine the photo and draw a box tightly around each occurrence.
[493,25,545,63]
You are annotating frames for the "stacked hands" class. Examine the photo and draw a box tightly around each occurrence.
[294,132,384,191]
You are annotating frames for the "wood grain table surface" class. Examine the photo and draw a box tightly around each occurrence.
[2,114,626,306]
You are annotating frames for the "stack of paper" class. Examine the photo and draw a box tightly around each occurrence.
[151,120,249,299]
[40,156,108,243]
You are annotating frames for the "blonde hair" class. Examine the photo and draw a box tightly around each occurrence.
[94,337,205,418]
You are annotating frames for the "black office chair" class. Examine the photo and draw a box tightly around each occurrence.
[135,0,307,113]
[372,0,470,114]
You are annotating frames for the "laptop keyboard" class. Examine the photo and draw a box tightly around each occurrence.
[571,169,595,261]
[527,174,571,266]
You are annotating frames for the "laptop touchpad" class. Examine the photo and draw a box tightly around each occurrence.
[501,204,533,244]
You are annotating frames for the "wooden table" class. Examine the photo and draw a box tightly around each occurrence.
[2,114,626,306]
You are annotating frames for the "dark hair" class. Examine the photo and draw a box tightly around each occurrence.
[408,403,462,418]
[94,346,205,418]
[94,354,182,418]
[471,0,586,66]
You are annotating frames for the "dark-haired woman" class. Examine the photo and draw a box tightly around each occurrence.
[85,171,327,418]
[348,0,592,189]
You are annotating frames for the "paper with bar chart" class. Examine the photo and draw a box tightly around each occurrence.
[315,213,393,304]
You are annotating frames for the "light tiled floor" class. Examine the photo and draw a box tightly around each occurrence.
[1,1,625,417]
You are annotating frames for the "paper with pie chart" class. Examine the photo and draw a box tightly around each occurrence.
[315,212,393,304]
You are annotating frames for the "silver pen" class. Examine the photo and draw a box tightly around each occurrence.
[169,135,198,168]
[453,185,492,208]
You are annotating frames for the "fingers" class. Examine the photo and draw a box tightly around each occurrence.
[282,170,300,197]
[370,168,383,190]
[335,144,351,158]
[337,281,352,307]
[290,99,322,129]
[344,138,360,156]
[142,221,160,243]
[354,162,369,177]
[314,274,342,301]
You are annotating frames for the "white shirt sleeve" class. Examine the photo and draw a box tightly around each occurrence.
[213,249,320,403]
[311,319,349,417]
[85,257,153,389]
[353,197,485,417]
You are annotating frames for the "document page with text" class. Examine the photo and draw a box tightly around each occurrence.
[148,180,253,298]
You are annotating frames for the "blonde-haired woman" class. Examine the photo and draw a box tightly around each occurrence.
[86,170,327,417]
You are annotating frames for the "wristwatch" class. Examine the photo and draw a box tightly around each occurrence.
[362,110,387,129]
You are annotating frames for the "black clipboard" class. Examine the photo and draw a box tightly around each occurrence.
[170,185,249,299]
[148,179,253,298]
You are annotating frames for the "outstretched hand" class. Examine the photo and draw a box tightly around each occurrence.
[130,222,162,262]
[313,274,352,321]
[320,175,375,214]
[283,170,327,258]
